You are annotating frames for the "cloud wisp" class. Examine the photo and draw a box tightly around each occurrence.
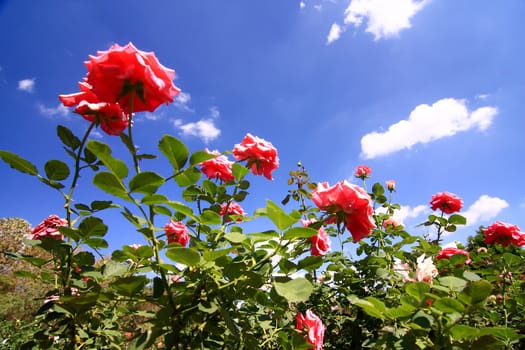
[175,119,221,143]
[37,103,69,118]
[360,98,498,159]
[18,78,36,93]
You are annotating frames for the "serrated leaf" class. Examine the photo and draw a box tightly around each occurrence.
[0,151,38,175]
[438,276,467,292]
[57,125,81,150]
[159,134,188,171]
[110,276,148,296]
[273,278,313,302]
[433,297,465,313]
[87,140,129,179]
[93,172,130,201]
[448,214,467,225]
[190,150,216,166]
[283,227,317,240]
[84,237,108,249]
[174,167,201,186]
[129,171,165,194]
[265,199,300,231]
[200,209,221,225]
[79,217,108,237]
[165,247,200,266]
[44,159,70,180]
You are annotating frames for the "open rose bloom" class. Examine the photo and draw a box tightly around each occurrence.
[483,221,525,247]
[30,215,68,240]
[220,202,247,222]
[296,310,325,350]
[311,180,375,242]
[232,133,279,180]
[302,220,331,256]
[200,149,235,182]
[430,191,463,214]
[436,247,471,264]
[165,219,190,247]
[354,165,372,179]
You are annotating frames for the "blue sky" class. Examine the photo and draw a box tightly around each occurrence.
[1,0,524,251]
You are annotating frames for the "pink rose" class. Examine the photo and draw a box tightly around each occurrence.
[295,310,325,350]
[354,165,371,179]
[436,247,471,264]
[382,217,400,229]
[200,149,235,182]
[430,192,463,214]
[385,180,396,191]
[30,215,67,240]
[165,219,190,246]
[84,42,180,113]
[220,202,247,222]
[59,82,128,135]
[311,180,376,242]
[302,220,331,256]
[232,133,279,180]
[483,221,525,247]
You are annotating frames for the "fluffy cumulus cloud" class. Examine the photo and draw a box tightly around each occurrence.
[344,0,430,40]
[377,204,427,226]
[462,195,509,226]
[327,23,343,44]
[37,103,69,118]
[361,98,498,159]
[175,118,221,143]
[18,78,35,93]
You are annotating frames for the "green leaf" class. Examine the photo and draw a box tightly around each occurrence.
[78,217,108,237]
[350,296,387,320]
[0,151,38,175]
[449,325,480,340]
[372,182,385,196]
[224,232,248,243]
[502,252,521,266]
[405,282,431,301]
[174,167,201,186]
[14,270,37,279]
[159,134,188,171]
[273,278,313,302]
[463,271,481,282]
[190,150,216,166]
[129,171,165,194]
[165,247,200,266]
[84,237,109,249]
[91,200,115,211]
[232,163,249,181]
[103,261,129,278]
[458,280,492,306]
[200,209,222,225]
[448,214,467,225]
[152,277,164,298]
[44,159,70,181]
[265,199,300,231]
[283,227,317,240]
[86,140,129,179]
[110,276,148,296]
[202,249,232,262]
[141,194,169,205]
[93,172,130,201]
[438,276,467,292]
[433,297,465,313]
[297,256,323,271]
[57,125,81,150]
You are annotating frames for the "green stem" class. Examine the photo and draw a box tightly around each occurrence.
[126,90,140,174]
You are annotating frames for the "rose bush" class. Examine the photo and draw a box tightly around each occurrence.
[0,43,524,349]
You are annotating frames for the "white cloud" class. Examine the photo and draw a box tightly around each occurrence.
[176,118,221,143]
[344,0,430,40]
[37,103,69,118]
[18,78,35,93]
[91,130,104,139]
[376,204,427,226]
[174,91,193,112]
[361,98,498,159]
[209,106,220,118]
[144,112,161,121]
[475,93,489,100]
[326,23,343,44]
[462,195,509,226]
[300,1,306,9]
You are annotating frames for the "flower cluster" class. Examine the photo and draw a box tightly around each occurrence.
[232,133,279,180]
[311,180,375,242]
[165,219,190,247]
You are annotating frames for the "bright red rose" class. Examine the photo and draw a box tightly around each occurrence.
[430,192,463,214]
[302,220,331,256]
[354,165,372,179]
[165,219,190,246]
[200,149,235,182]
[232,133,279,180]
[483,221,525,247]
[59,82,128,135]
[220,202,247,222]
[436,247,471,264]
[296,310,325,350]
[311,180,376,242]
[30,215,67,240]
[84,42,180,113]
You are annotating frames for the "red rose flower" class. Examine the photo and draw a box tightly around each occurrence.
[30,215,68,240]
[296,310,325,350]
[59,82,128,135]
[220,202,247,222]
[302,220,331,256]
[200,149,235,182]
[311,180,376,242]
[354,165,372,179]
[483,221,525,247]
[430,192,463,214]
[232,133,279,180]
[84,42,180,113]
[436,247,471,264]
[165,219,190,246]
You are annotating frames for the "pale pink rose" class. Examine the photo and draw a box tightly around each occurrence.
[392,261,412,282]
[200,149,235,182]
[165,219,190,246]
[414,254,438,283]
[30,215,68,240]
[436,247,471,264]
[385,180,396,191]
[311,180,376,242]
[296,310,325,350]
[232,133,279,180]
[382,217,399,229]
[220,202,247,222]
